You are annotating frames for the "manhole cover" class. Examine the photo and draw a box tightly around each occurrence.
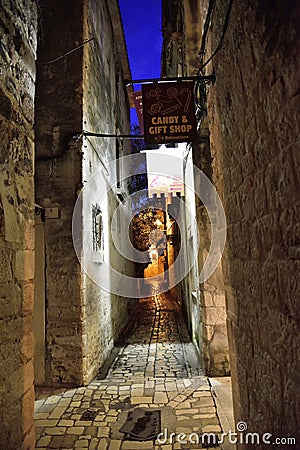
[80,409,98,421]
[119,408,161,441]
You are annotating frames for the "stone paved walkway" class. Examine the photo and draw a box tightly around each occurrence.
[35,292,228,449]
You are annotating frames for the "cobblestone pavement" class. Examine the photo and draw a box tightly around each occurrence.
[35,292,227,449]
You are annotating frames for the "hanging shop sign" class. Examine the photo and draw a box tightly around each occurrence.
[142,81,198,145]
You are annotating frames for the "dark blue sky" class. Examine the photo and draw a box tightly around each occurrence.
[119,0,162,124]
[119,0,162,79]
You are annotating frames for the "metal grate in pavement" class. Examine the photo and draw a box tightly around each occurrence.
[119,407,161,441]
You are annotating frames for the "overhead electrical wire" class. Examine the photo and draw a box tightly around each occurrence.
[198,0,234,74]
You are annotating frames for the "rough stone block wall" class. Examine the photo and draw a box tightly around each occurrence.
[207,0,300,444]
[35,0,85,385]
[193,132,230,376]
[35,0,135,386]
[0,1,37,448]
[199,263,230,376]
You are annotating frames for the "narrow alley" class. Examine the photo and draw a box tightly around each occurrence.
[0,1,298,448]
[34,292,233,449]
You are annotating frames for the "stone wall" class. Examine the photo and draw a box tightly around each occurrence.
[35,0,135,386]
[179,147,202,354]
[35,0,85,386]
[162,0,230,376]
[193,127,230,377]
[81,0,136,383]
[0,1,37,448]
[206,0,300,444]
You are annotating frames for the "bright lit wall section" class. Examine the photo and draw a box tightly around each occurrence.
[142,144,185,198]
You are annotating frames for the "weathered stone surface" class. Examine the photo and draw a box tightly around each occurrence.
[162,0,300,445]
[193,118,230,377]
[34,0,135,387]
[205,0,300,445]
[34,0,86,386]
[161,0,230,376]
[34,291,228,449]
[0,1,37,449]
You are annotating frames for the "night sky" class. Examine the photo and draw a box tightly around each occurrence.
[119,0,162,124]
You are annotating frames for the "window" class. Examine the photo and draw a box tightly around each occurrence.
[116,138,121,188]
[92,205,104,256]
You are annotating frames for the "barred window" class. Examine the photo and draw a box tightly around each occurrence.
[92,205,103,254]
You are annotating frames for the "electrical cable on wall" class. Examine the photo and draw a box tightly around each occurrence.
[198,0,234,74]
[198,0,216,69]
[195,0,234,127]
